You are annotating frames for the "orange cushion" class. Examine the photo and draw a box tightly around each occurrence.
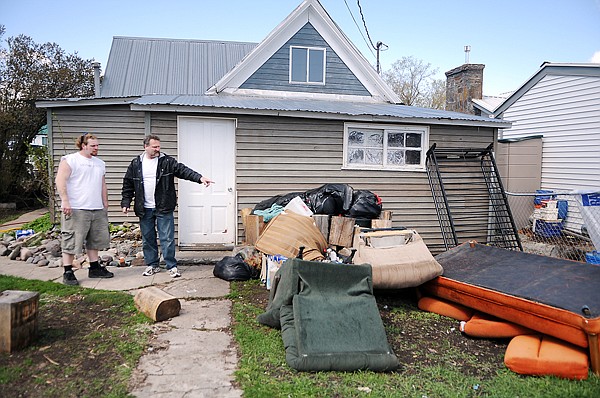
[417,296,473,321]
[460,312,536,339]
[504,335,589,380]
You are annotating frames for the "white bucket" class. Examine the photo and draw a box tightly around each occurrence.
[283,196,313,217]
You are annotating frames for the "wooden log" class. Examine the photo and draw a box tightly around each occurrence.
[312,214,330,241]
[240,208,253,228]
[379,210,393,220]
[134,287,181,322]
[328,216,356,247]
[245,214,264,245]
[0,290,39,353]
[371,219,392,229]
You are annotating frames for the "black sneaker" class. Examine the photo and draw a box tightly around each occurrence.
[63,270,79,285]
[89,266,114,279]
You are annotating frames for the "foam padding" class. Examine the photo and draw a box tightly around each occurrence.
[460,312,536,339]
[504,335,589,380]
[417,296,473,321]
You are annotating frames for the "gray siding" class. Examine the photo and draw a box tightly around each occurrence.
[49,105,146,223]
[234,115,496,253]
[49,106,496,254]
[240,23,370,96]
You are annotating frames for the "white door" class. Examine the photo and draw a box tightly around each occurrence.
[178,116,236,246]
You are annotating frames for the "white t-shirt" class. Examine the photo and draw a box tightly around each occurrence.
[142,155,158,208]
[63,152,105,210]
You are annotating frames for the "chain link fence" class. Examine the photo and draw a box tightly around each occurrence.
[507,191,600,263]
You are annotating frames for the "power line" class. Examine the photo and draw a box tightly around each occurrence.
[356,0,377,51]
[342,0,376,58]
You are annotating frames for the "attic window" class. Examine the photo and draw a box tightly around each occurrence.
[290,46,325,84]
[343,124,429,171]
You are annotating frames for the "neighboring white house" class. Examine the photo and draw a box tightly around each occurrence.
[485,63,600,192]
[31,125,48,147]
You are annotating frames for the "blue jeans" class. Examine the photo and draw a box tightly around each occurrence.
[139,209,177,270]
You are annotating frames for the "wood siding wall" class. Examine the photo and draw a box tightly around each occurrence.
[50,106,496,254]
[240,23,370,96]
[500,74,600,191]
[49,105,146,223]
[234,115,496,253]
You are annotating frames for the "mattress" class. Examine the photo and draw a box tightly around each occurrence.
[421,242,600,374]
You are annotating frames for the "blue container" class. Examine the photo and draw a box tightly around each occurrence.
[557,199,568,220]
[534,190,555,205]
[585,251,600,265]
[534,219,563,238]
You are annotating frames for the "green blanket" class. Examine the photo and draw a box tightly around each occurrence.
[257,258,398,372]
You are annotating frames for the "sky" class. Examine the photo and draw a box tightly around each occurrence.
[2,0,600,96]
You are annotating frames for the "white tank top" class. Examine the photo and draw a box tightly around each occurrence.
[63,153,105,210]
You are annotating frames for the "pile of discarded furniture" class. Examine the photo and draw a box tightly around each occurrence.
[220,183,598,379]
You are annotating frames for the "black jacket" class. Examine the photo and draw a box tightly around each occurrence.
[120,153,202,217]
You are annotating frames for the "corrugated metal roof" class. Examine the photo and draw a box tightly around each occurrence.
[100,37,257,98]
[131,94,511,126]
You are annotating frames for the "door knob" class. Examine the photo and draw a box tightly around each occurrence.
[228,187,232,192]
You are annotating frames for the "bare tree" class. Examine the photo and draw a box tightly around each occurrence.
[382,56,445,109]
[0,27,94,203]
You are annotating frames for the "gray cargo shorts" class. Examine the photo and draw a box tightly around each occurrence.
[61,209,110,254]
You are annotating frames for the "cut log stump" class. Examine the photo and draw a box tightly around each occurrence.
[0,290,39,353]
[134,287,181,322]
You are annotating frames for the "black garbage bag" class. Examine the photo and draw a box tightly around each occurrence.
[302,184,354,215]
[348,190,382,219]
[253,192,304,212]
[213,254,259,281]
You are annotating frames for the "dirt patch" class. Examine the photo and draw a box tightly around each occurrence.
[0,293,149,398]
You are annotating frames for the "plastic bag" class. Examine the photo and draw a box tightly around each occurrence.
[213,254,259,281]
[253,192,303,212]
[302,184,354,215]
[348,190,382,218]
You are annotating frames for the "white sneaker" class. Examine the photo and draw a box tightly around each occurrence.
[169,267,181,278]
[142,266,160,276]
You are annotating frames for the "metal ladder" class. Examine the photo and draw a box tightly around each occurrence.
[426,143,522,251]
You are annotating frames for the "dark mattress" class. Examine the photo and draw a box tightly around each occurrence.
[434,243,600,317]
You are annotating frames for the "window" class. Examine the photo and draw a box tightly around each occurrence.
[290,46,325,84]
[344,124,428,170]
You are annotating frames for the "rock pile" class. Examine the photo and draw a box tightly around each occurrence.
[0,222,145,269]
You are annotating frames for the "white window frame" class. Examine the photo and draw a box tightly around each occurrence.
[289,46,326,85]
[342,123,429,171]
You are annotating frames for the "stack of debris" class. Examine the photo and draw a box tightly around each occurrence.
[0,223,144,268]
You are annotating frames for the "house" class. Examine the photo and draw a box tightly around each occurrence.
[492,62,600,192]
[36,0,509,253]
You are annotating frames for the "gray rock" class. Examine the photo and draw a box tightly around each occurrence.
[37,259,50,267]
[9,244,22,260]
[0,244,8,256]
[26,256,35,263]
[45,240,62,257]
[20,247,33,261]
[49,258,62,268]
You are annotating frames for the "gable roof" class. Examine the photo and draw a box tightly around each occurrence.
[100,37,257,98]
[492,63,600,117]
[208,0,399,103]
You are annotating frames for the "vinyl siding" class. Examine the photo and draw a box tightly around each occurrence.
[49,106,496,254]
[500,74,600,191]
[240,23,370,96]
[49,105,146,223]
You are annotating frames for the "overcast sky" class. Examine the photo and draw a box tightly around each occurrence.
[3,0,599,96]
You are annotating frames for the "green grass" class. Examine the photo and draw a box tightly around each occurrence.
[21,213,53,234]
[230,280,600,398]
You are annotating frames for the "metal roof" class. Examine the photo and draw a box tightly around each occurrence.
[130,94,511,127]
[100,37,257,98]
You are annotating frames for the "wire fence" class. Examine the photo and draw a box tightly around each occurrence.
[507,191,600,263]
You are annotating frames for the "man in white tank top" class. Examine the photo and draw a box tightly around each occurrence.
[55,133,113,285]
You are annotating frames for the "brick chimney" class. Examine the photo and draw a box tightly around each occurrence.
[445,64,484,114]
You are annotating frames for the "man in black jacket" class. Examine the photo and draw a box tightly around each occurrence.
[121,135,213,277]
